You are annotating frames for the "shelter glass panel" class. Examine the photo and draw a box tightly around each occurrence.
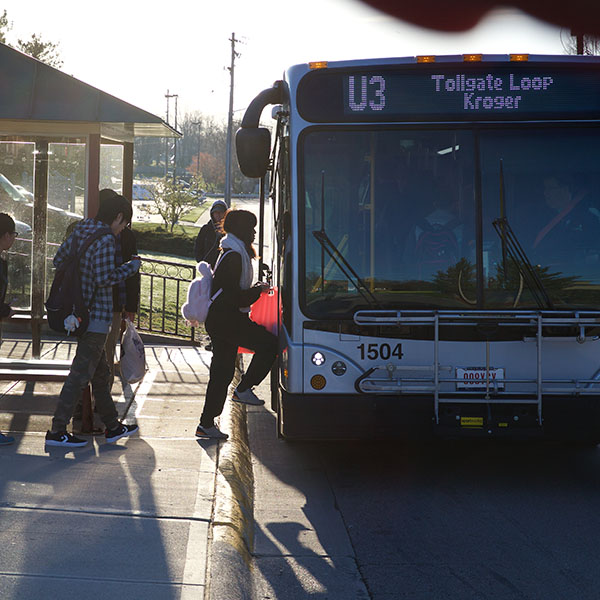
[46,142,85,296]
[0,141,34,309]
[100,144,124,193]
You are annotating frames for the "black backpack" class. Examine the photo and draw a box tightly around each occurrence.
[45,229,110,336]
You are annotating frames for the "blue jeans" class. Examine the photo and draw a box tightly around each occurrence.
[51,331,120,432]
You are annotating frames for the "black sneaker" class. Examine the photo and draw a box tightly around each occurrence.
[45,431,88,448]
[195,424,228,439]
[105,423,139,444]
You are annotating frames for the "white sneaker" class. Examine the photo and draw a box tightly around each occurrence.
[195,424,228,439]
[232,387,264,406]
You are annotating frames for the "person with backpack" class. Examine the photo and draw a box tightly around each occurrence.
[193,199,227,267]
[45,195,141,448]
[196,209,277,439]
[0,213,17,446]
[70,189,141,428]
[100,189,140,389]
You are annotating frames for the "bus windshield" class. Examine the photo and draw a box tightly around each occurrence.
[301,127,600,317]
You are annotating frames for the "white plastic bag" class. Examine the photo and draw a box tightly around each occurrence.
[120,320,147,383]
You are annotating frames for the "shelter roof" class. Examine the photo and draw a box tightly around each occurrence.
[0,43,180,141]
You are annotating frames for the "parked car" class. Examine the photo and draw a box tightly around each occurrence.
[133,183,155,202]
[0,174,80,242]
[14,185,34,201]
[14,219,32,238]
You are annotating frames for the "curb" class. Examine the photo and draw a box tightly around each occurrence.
[206,361,255,600]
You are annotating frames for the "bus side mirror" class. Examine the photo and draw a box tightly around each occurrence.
[236,127,271,178]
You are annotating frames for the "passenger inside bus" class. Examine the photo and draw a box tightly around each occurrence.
[532,174,600,271]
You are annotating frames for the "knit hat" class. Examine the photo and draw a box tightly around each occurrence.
[210,199,228,215]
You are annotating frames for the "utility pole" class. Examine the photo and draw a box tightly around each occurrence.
[164,90,170,178]
[191,120,202,179]
[225,32,240,207]
[165,90,178,180]
[571,30,585,54]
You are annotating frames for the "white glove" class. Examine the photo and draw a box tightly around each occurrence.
[64,314,80,333]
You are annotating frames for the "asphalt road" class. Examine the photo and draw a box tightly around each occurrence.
[248,393,600,599]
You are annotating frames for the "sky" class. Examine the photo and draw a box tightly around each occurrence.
[0,0,568,125]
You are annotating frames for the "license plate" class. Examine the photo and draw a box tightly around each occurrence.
[461,416,484,428]
[456,367,505,390]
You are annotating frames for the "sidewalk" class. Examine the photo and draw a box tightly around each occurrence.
[0,339,253,600]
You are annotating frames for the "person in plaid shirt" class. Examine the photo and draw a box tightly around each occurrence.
[45,194,141,448]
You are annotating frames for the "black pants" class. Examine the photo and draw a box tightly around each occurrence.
[201,311,277,427]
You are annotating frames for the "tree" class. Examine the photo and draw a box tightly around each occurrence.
[144,177,197,232]
[562,30,600,55]
[0,10,11,44]
[17,33,63,68]
[187,152,225,192]
[178,112,260,194]
[0,11,63,68]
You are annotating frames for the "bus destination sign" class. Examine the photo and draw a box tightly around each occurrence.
[297,64,600,122]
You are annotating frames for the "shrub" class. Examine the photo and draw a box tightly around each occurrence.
[132,224,196,258]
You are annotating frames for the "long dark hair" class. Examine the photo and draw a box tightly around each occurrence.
[223,209,257,258]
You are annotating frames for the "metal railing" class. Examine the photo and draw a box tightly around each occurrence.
[7,242,202,343]
[353,309,600,426]
[136,257,200,342]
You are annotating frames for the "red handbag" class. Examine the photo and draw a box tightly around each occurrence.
[239,287,279,354]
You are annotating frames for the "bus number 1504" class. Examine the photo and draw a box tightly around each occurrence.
[357,343,403,360]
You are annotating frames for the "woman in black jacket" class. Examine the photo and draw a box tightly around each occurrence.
[196,209,277,439]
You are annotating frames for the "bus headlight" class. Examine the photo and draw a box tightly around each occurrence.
[311,351,326,366]
[331,361,347,376]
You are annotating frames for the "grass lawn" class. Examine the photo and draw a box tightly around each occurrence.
[181,203,210,223]
[133,234,204,340]
[133,221,198,237]
[140,250,195,265]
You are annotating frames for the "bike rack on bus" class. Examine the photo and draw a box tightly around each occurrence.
[353,310,600,426]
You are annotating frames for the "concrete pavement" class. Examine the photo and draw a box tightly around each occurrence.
[0,338,254,600]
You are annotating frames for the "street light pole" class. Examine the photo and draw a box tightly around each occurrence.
[191,120,202,178]
[164,90,170,178]
[165,91,178,181]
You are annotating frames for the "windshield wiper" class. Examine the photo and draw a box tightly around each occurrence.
[493,160,553,310]
[492,216,554,310]
[312,229,380,307]
[313,171,379,308]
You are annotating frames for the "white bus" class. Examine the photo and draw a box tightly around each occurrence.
[237,54,600,441]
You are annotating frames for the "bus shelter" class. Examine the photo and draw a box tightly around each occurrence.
[0,43,179,357]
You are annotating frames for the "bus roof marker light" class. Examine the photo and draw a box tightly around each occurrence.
[463,54,483,62]
[309,61,328,69]
[417,55,435,63]
[311,351,326,366]
[510,54,529,61]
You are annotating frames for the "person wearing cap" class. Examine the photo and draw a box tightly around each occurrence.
[194,199,227,268]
